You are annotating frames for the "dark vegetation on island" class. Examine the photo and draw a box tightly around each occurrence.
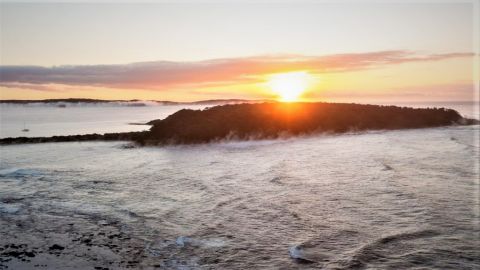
[137,102,476,145]
[1,102,478,145]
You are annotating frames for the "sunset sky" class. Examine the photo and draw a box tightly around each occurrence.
[0,1,478,102]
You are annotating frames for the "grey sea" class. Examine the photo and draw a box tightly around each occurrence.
[0,101,479,269]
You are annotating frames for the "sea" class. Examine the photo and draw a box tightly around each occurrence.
[0,101,479,269]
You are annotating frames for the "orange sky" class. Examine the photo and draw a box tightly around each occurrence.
[0,52,476,102]
[0,2,478,103]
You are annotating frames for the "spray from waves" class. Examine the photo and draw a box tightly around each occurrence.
[147,129,383,150]
[0,202,21,214]
[175,236,226,248]
[288,246,317,264]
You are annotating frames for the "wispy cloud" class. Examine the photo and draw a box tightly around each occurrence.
[0,51,473,91]
[307,82,475,101]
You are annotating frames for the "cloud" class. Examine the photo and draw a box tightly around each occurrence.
[0,51,473,91]
[305,82,475,102]
[0,82,68,92]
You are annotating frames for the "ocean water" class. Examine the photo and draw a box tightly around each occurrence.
[0,101,478,139]
[380,101,479,120]
[0,124,479,269]
[0,103,207,138]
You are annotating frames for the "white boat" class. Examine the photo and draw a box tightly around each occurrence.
[22,122,29,132]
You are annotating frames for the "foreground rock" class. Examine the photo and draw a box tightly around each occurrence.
[1,102,478,145]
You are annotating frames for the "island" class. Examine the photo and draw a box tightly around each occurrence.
[1,102,478,145]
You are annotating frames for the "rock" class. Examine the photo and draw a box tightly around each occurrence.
[48,244,65,251]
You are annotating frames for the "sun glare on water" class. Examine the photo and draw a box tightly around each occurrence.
[268,71,310,102]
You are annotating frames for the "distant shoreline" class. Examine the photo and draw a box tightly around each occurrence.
[0,98,478,106]
[0,98,272,105]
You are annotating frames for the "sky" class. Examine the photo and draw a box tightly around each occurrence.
[0,1,478,102]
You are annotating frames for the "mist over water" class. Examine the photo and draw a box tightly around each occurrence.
[0,124,479,269]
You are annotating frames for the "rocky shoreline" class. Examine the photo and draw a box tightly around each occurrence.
[0,132,146,145]
[0,197,156,269]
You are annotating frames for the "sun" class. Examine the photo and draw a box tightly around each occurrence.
[267,71,310,102]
